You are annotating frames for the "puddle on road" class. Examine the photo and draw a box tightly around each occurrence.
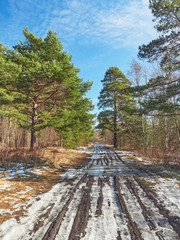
[86,165,119,176]
[86,165,137,177]
[62,163,139,179]
[62,146,141,179]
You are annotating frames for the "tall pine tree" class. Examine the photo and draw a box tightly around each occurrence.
[97,67,133,148]
[0,28,94,149]
[138,0,180,114]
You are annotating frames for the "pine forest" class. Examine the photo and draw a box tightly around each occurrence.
[0,1,180,239]
[0,0,179,165]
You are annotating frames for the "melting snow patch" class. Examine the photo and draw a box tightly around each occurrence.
[0,182,11,190]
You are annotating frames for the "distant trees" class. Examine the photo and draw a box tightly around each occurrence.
[138,0,180,114]
[97,67,134,148]
[0,28,94,149]
[97,0,180,160]
[137,0,180,156]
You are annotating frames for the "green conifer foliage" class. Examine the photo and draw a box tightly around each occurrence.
[138,0,180,114]
[97,67,134,148]
[0,28,94,149]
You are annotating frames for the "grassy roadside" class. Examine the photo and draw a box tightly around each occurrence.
[0,147,90,224]
[107,145,180,185]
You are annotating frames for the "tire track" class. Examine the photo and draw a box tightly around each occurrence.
[116,230,122,240]
[95,177,104,216]
[68,177,94,240]
[33,203,55,234]
[42,174,88,240]
[125,177,156,231]
[41,145,180,240]
[135,176,180,238]
[124,177,168,240]
[114,175,144,240]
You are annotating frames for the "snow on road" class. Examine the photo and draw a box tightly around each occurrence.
[0,144,180,240]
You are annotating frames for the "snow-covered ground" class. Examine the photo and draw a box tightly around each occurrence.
[0,145,180,240]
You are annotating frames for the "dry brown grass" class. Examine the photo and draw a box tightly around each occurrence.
[121,155,139,161]
[143,151,180,166]
[134,177,156,195]
[40,147,88,167]
[0,147,89,224]
[0,147,87,165]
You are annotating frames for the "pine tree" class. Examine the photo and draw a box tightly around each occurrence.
[49,89,95,148]
[138,0,180,114]
[0,28,94,149]
[97,67,133,148]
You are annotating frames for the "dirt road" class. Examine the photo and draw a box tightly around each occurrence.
[1,145,180,240]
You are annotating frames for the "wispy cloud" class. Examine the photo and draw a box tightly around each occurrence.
[48,0,156,48]
[1,0,156,49]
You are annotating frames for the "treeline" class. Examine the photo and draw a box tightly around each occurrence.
[0,28,95,149]
[97,0,180,160]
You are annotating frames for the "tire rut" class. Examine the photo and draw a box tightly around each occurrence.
[95,177,104,216]
[125,177,156,231]
[114,175,143,240]
[125,177,166,240]
[116,230,123,240]
[135,176,180,238]
[41,145,180,240]
[42,174,87,240]
[33,203,55,234]
[68,176,94,240]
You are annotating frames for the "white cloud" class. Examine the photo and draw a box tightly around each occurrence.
[2,0,156,49]
[47,0,156,48]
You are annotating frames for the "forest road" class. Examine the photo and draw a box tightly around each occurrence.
[41,144,180,240]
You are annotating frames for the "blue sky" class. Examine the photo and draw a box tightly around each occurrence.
[0,0,157,115]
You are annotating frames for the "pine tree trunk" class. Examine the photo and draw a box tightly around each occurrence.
[144,116,148,154]
[152,116,155,155]
[30,103,37,149]
[30,129,36,150]
[114,110,117,148]
[113,90,118,148]
[142,115,148,154]
[164,115,168,152]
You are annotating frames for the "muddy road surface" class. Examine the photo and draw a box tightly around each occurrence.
[1,144,180,240]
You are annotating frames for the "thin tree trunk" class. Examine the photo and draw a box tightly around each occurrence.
[142,115,146,154]
[164,115,168,152]
[144,116,148,154]
[114,109,117,148]
[152,115,155,155]
[113,89,118,148]
[30,103,37,149]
